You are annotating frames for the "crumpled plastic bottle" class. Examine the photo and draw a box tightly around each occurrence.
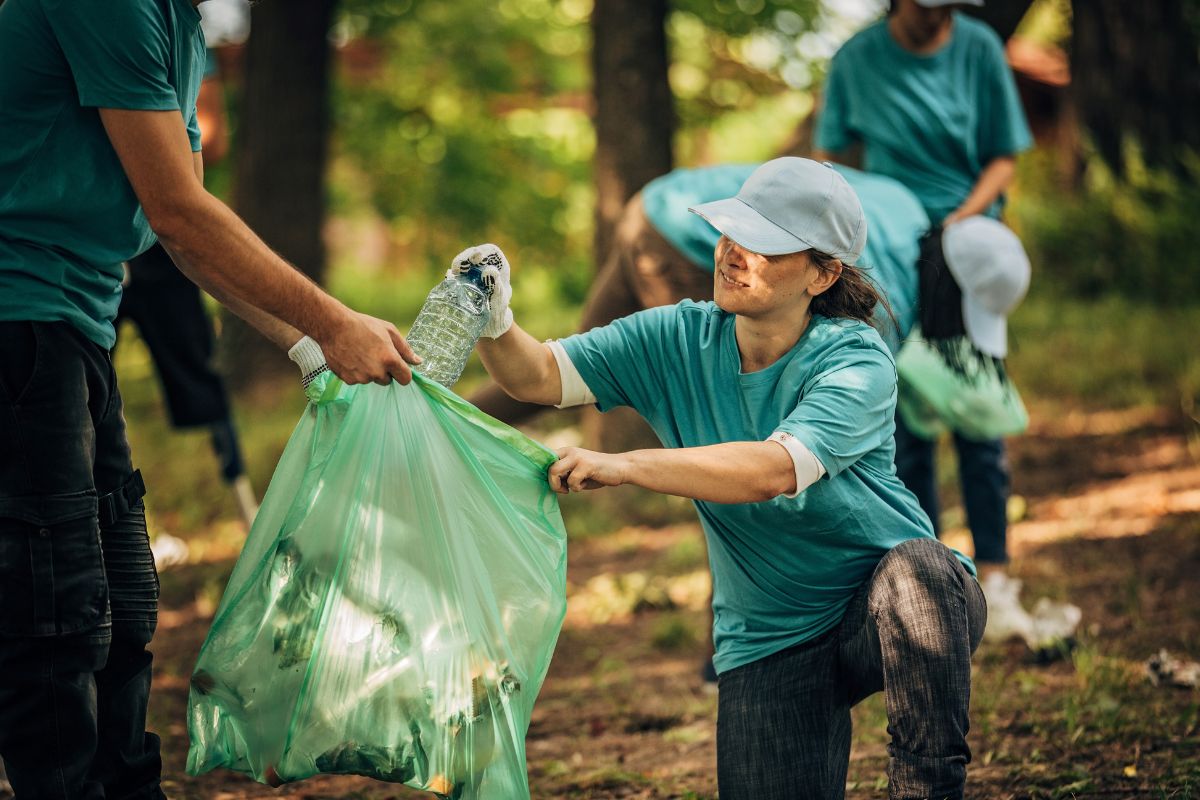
[406,251,501,388]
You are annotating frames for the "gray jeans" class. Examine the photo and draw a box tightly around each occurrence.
[716,538,987,800]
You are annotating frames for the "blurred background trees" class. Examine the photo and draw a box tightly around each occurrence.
[208,0,1199,381]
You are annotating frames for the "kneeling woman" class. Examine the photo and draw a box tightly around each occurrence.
[475,157,985,800]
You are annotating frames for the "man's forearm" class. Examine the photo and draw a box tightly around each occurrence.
[476,323,561,406]
[153,188,350,349]
[162,242,303,351]
[947,156,1016,223]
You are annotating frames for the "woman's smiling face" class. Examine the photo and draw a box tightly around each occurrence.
[713,235,823,318]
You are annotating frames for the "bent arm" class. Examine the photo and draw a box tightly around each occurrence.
[101,108,418,384]
[550,441,804,504]
[475,322,562,406]
[944,155,1016,225]
[101,108,347,346]
[626,442,798,503]
[177,137,303,349]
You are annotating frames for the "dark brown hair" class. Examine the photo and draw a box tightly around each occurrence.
[807,251,898,336]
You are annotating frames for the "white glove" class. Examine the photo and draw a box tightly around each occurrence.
[450,243,513,339]
[287,336,329,388]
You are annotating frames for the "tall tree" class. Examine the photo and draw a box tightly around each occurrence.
[586,0,675,462]
[224,0,337,382]
[590,0,675,268]
[1070,0,1200,178]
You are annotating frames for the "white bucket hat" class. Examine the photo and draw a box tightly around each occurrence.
[688,157,868,265]
[941,216,1031,358]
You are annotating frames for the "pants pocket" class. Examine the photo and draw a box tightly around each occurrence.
[0,514,109,637]
[100,501,159,641]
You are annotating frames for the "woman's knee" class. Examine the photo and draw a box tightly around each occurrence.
[868,538,963,613]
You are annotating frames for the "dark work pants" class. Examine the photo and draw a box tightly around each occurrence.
[0,321,164,800]
[892,411,1011,565]
[118,243,245,483]
[716,538,987,800]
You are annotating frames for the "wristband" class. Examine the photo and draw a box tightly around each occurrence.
[288,336,329,388]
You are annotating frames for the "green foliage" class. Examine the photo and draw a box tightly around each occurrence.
[332,0,594,268]
[325,0,833,283]
[650,613,699,651]
[1006,292,1200,411]
[1014,149,1200,305]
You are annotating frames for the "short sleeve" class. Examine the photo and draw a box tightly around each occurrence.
[187,105,202,152]
[814,51,856,154]
[203,47,220,79]
[773,339,897,479]
[976,31,1033,160]
[558,306,675,416]
[45,0,179,111]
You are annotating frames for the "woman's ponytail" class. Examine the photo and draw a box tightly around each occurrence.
[808,251,897,336]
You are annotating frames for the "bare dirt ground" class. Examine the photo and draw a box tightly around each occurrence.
[145,405,1199,799]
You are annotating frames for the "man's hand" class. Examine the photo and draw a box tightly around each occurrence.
[320,311,421,386]
[548,447,630,494]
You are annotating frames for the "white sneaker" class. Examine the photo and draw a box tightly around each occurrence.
[981,571,1035,644]
[150,532,190,569]
[981,572,1083,656]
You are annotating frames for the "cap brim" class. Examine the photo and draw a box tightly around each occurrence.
[689,198,811,257]
[962,294,1007,358]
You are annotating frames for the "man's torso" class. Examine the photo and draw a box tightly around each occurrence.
[0,0,205,348]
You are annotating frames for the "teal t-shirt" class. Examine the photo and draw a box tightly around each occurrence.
[0,0,206,348]
[560,303,973,674]
[814,14,1032,222]
[641,164,930,354]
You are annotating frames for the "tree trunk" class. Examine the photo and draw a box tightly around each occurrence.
[587,0,675,463]
[223,0,336,385]
[1070,0,1200,178]
[590,0,674,269]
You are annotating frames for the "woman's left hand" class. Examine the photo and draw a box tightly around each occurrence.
[548,447,630,494]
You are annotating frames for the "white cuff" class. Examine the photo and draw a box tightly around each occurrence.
[767,432,827,498]
[288,336,329,388]
[547,340,596,408]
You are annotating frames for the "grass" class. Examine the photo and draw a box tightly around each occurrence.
[106,286,1200,799]
[1006,292,1200,413]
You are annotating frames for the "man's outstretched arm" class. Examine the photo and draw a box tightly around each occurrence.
[100,107,418,385]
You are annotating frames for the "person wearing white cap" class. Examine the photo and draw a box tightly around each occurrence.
[472,157,986,799]
[814,0,1033,602]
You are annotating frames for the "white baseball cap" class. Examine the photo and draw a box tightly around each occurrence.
[941,216,1031,358]
[688,157,868,265]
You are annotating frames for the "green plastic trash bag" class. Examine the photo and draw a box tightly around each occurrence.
[186,371,568,799]
[896,329,1029,441]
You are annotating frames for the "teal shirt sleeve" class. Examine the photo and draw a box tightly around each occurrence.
[976,26,1033,161]
[45,0,180,111]
[774,336,897,479]
[204,47,220,79]
[813,51,856,153]
[558,306,675,417]
[187,105,202,152]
